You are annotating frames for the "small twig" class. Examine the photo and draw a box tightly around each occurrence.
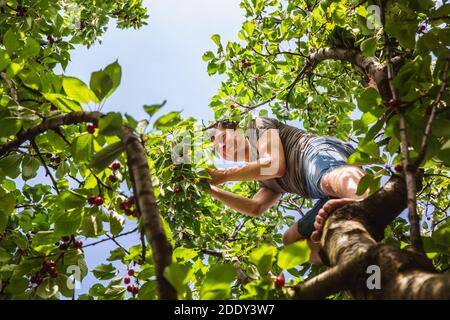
[27,228,139,260]
[30,139,60,194]
[105,234,130,255]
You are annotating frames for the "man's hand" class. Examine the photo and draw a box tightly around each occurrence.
[206,168,228,185]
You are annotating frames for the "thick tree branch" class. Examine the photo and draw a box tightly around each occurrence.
[119,127,177,299]
[294,174,449,299]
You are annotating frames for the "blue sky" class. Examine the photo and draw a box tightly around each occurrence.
[59,0,246,297]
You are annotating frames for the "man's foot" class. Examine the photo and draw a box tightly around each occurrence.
[310,198,358,242]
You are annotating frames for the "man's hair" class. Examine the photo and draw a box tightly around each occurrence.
[206,119,239,141]
[212,119,239,130]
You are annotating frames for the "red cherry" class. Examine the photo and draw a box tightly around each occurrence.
[111,162,121,170]
[178,175,184,181]
[128,196,135,205]
[132,210,140,218]
[127,285,134,292]
[123,277,131,284]
[94,196,104,206]
[87,197,96,205]
[87,124,97,134]
[174,187,182,194]
[275,274,285,288]
[59,243,68,250]
[132,286,139,294]
[394,164,403,172]
[124,209,133,216]
[73,240,83,249]
[109,174,118,182]
[43,260,56,269]
[388,99,401,108]
[128,269,135,276]
[119,202,126,210]
[50,270,59,278]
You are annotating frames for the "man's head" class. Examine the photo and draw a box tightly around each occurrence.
[207,120,249,162]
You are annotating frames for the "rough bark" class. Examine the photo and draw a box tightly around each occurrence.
[0,111,177,299]
[119,127,177,299]
[294,173,450,300]
[303,47,405,101]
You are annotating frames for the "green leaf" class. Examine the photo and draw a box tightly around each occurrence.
[211,34,221,47]
[432,223,450,246]
[57,275,74,298]
[3,29,21,54]
[153,112,181,131]
[98,112,123,136]
[163,263,193,294]
[200,263,236,300]
[81,214,100,237]
[88,141,125,172]
[172,247,198,263]
[109,212,125,236]
[0,191,16,233]
[0,117,22,138]
[0,247,12,263]
[20,37,40,59]
[0,50,11,72]
[92,263,116,280]
[0,153,22,179]
[42,93,83,112]
[90,61,122,101]
[202,51,215,62]
[249,244,276,275]
[143,101,166,117]
[56,190,86,210]
[21,155,40,181]
[63,77,99,104]
[277,241,311,270]
[36,278,59,299]
[71,134,93,163]
[357,88,382,113]
[138,281,157,300]
[54,210,84,235]
[360,37,377,57]
[103,285,126,300]
[356,174,373,196]
[243,21,255,37]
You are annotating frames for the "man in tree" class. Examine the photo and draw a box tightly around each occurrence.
[205,117,368,264]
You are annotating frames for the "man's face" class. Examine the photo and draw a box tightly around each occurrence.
[210,127,247,162]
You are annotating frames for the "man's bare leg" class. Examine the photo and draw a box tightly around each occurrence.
[283,222,323,264]
[310,166,368,242]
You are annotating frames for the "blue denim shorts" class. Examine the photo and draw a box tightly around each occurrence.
[297,136,356,239]
[302,136,356,199]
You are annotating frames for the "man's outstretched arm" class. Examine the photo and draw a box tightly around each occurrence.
[205,185,282,217]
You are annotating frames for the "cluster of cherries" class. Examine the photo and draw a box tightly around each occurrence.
[31,260,58,285]
[109,161,121,183]
[55,235,83,251]
[46,154,61,167]
[124,268,140,295]
[87,195,104,207]
[119,196,139,218]
[241,59,252,69]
